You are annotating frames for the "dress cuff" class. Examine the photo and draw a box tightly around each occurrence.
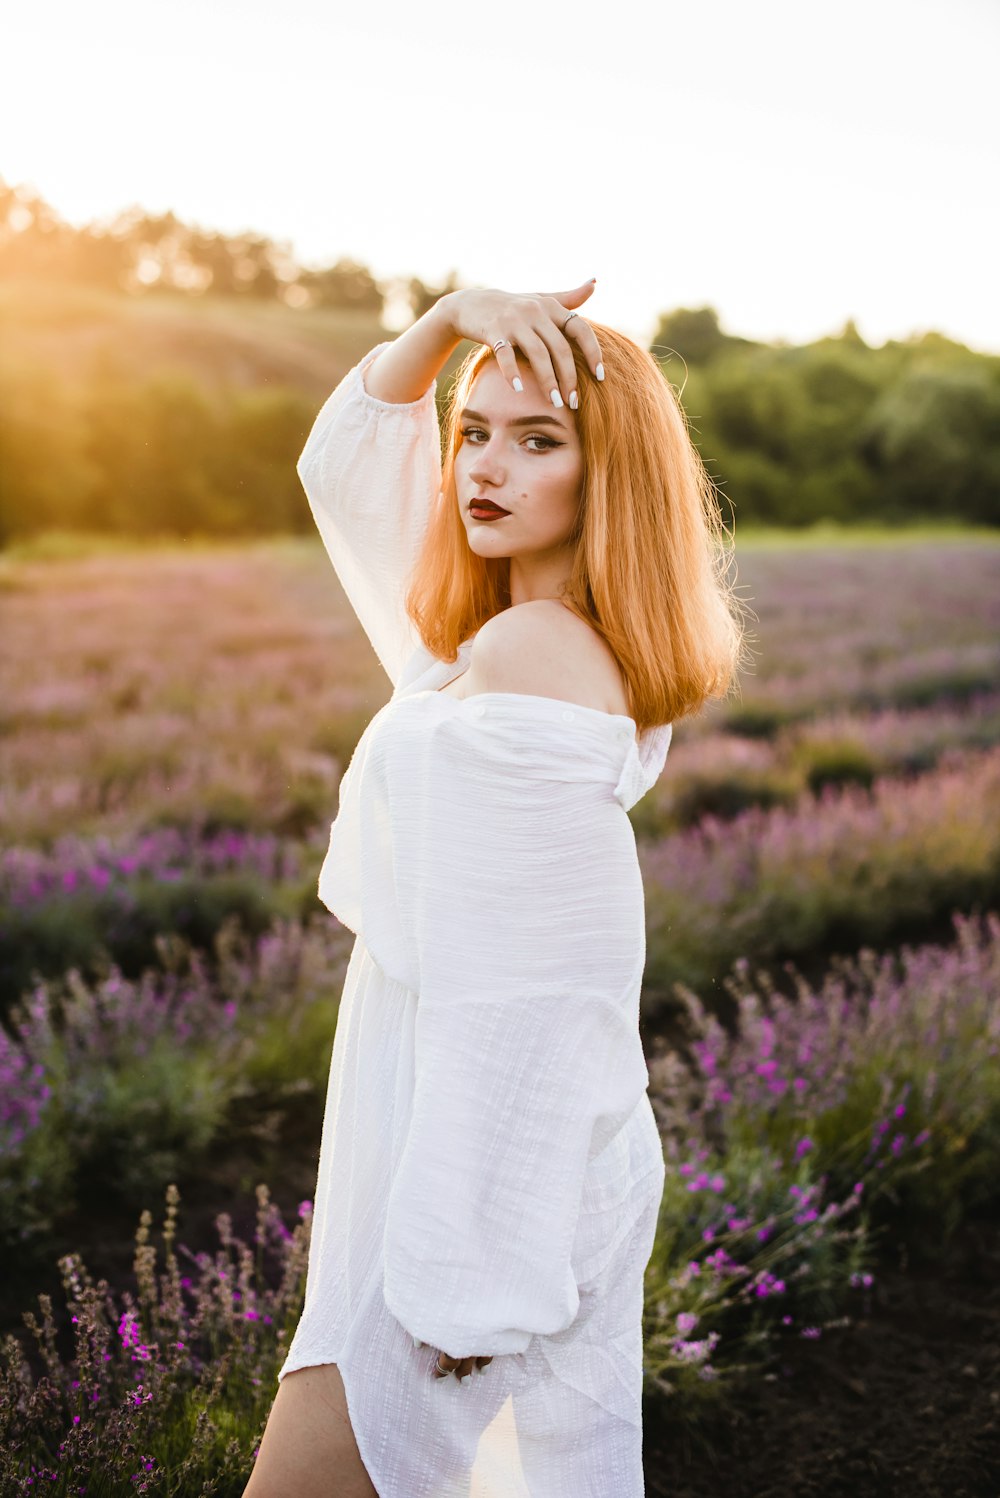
[355,341,440,415]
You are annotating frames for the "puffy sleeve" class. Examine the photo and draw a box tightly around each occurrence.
[297,340,442,687]
[381,712,651,1357]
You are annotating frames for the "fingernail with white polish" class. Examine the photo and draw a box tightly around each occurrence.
[569,390,578,410]
[596,363,605,381]
[412,1336,424,1349]
[513,377,523,392]
[550,389,563,407]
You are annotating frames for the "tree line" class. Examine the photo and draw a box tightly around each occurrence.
[1,178,998,540]
[651,307,1000,527]
[0,177,456,315]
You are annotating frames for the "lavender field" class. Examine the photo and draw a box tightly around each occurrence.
[2,532,999,1495]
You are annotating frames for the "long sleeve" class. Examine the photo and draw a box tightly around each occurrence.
[381,708,652,1358]
[297,341,442,687]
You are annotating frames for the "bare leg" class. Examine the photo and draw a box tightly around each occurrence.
[242,1364,379,1498]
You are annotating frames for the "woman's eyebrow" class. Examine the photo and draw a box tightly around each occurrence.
[460,407,567,429]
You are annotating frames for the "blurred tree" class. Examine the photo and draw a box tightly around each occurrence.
[296,257,383,312]
[407,270,461,320]
[186,229,239,295]
[0,177,384,311]
[837,317,869,347]
[0,181,76,280]
[650,305,758,366]
[0,365,98,543]
[680,343,885,525]
[228,389,315,531]
[229,234,281,299]
[860,364,1000,524]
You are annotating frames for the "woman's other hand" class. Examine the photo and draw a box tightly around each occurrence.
[437,280,604,409]
[426,1345,494,1381]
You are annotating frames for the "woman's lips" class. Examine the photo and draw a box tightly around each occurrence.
[469,499,511,520]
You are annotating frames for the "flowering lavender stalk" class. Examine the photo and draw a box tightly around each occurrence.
[0,826,302,911]
[0,915,351,1244]
[640,911,999,1403]
[0,1184,311,1493]
[641,744,1000,999]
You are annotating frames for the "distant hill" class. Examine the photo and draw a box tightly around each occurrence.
[0,280,391,400]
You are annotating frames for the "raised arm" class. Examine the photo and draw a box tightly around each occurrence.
[297,305,459,687]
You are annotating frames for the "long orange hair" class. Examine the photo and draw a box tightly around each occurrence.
[404,321,749,731]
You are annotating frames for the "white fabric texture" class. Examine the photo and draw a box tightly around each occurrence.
[278,342,673,1497]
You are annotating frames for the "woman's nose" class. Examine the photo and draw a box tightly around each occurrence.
[468,439,505,484]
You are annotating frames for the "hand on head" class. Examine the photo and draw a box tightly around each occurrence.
[440,280,605,410]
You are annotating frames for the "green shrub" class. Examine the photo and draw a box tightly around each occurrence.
[790,736,878,793]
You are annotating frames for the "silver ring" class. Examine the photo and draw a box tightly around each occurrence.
[562,312,580,330]
[491,338,509,354]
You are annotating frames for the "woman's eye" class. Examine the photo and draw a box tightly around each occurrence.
[459,427,560,452]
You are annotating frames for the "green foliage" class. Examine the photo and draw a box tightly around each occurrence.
[664,767,799,828]
[789,736,877,794]
[860,363,1000,524]
[0,365,99,541]
[1,918,348,1245]
[651,305,759,367]
[0,873,286,999]
[0,359,318,546]
[654,326,999,529]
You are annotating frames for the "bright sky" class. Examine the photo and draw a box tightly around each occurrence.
[5,0,999,351]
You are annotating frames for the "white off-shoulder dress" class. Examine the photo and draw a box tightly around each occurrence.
[277,342,673,1498]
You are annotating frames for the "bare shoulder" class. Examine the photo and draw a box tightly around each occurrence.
[468,601,630,715]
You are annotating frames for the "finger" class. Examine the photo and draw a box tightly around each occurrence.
[515,326,564,410]
[454,1357,475,1382]
[561,312,604,385]
[545,305,589,406]
[432,1349,459,1379]
[487,337,524,394]
[528,318,579,410]
[537,278,597,310]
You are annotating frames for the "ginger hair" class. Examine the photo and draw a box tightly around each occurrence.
[404,321,749,731]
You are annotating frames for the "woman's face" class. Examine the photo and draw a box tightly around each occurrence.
[454,357,584,568]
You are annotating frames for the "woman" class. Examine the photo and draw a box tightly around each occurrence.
[244,280,745,1498]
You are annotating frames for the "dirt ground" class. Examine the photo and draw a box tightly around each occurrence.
[642,1211,1000,1498]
